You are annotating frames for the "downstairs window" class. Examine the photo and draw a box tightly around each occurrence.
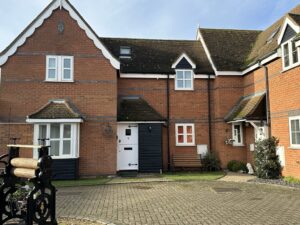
[34,123,79,159]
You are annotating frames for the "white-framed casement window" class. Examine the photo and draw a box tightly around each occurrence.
[282,40,300,71]
[175,70,194,90]
[289,116,300,149]
[34,123,79,159]
[175,123,195,146]
[46,55,74,82]
[232,123,243,146]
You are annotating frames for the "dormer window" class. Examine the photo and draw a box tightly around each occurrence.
[120,46,131,58]
[172,53,196,91]
[175,70,194,90]
[282,40,299,70]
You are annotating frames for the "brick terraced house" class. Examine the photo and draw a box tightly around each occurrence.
[1,0,300,179]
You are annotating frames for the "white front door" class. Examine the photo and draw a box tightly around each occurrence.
[117,124,139,171]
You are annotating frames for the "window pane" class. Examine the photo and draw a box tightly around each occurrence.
[48,69,56,79]
[187,135,193,143]
[177,80,184,88]
[186,126,193,134]
[63,140,71,155]
[50,124,60,139]
[295,120,300,131]
[63,58,71,68]
[296,133,300,144]
[176,71,183,79]
[178,135,184,143]
[234,125,241,143]
[50,140,60,156]
[185,80,192,88]
[284,44,290,67]
[63,125,71,138]
[63,69,71,79]
[177,126,184,134]
[39,125,47,139]
[49,58,56,68]
[184,71,192,79]
[292,42,298,64]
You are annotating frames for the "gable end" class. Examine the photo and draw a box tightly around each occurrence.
[0,0,120,69]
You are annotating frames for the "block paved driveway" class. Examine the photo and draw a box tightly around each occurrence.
[57,181,300,225]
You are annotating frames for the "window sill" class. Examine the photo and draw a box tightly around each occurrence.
[44,80,74,83]
[176,144,196,147]
[281,63,300,73]
[174,89,194,91]
[51,156,79,160]
[288,146,300,150]
[232,144,245,147]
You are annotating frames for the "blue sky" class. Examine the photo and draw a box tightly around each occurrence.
[1,0,300,51]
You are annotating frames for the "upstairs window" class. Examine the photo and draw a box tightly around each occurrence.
[175,70,194,90]
[282,40,299,70]
[232,123,243,146]
[120,46,131,58]
[46,55,74,82]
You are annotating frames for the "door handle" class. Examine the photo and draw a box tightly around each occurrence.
[128,163,138,166]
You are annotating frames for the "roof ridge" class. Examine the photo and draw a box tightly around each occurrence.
[199,28,262,32]
[100,37,198,42]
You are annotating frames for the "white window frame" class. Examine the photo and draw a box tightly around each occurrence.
[175,69,194,91]
[289,116,300,149]
[281,40,300,71]
[175,123,195,146]
[232,122,244,146]
[33,123,79,159]
[46,55,74,82]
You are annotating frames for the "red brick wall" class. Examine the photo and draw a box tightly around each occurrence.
[211,76,247,167]
[118,78,210,170]
[244,58,300,178]
[0,9,117,176]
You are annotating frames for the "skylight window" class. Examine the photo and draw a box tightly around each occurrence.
[120,46,131,58]
[267,27,280,44]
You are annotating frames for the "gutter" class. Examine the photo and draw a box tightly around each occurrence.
[166,74,171,171]
[207,74,212,152]
[258,62,272,137]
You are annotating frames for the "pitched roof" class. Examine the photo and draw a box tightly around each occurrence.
[224,93,266,122]
[100,38,214,74]
[28,100,82,119]
[118,97,164,122]
[0,0,120,69]
[289,13,300,26]
[246,4,300,67]
[199,28,261,71]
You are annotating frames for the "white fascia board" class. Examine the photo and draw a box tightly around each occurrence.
[227,119,246,124]
[120,73,214,79]
[120,74,168,79]
[242,52,279,75]
[197,31,218,74]
[216,71,243,76]
[0,0,120,69]
[26,118,83,123]
[277,17,300,45]
[171,53,196,69]
[118,121,165,124]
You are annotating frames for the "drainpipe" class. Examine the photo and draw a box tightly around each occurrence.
[259,63,271,137]
[166,74,171,171]
[207,74,212,152]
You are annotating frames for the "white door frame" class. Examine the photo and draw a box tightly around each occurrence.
[117,123,139,171]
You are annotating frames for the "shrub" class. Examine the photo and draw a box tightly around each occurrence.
[202,152,221,171]
[254,136,281,179]
[227,160,248,173]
